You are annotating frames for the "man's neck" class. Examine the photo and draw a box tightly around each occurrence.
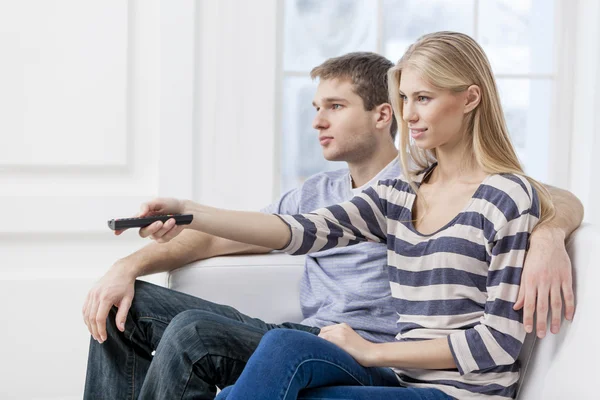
[347,145,398,188]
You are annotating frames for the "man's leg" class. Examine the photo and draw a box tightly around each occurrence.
[84,280,317,399]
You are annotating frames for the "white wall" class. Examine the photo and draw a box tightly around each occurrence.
[0,0,598,399]
[0,0,279,398]
[567,0,600,226]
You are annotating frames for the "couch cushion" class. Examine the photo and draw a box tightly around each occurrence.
[168,253,306,324]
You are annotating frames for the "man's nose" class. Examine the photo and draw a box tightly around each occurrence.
[312,112,329,130]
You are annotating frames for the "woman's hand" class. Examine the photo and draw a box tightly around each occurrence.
[115,197,188,243]
[318,323,379,367]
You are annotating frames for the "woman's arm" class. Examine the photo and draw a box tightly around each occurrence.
[184,201,291,250]
[183,184,388,255]
[318,323,456,369]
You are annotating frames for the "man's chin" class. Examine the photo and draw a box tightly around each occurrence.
[322,150,345,162]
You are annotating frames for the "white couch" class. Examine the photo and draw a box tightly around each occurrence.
[167,223,600,399]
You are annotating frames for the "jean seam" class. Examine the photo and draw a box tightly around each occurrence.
[282,358,366,400]
[137,315,171,325]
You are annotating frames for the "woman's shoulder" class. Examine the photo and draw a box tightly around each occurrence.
[376,164,434,193]
[480,173,538,216]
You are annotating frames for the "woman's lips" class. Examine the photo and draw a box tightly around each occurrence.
[410,128,427,139]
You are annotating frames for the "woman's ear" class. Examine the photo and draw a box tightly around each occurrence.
[375,103,394,130]
[464,85,481,113]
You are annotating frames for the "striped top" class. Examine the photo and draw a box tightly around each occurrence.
[277,164,540,400]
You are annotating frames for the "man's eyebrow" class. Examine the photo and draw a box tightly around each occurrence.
[312,97,349,107]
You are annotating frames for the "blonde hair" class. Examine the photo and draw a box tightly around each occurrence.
[387,31,554,225]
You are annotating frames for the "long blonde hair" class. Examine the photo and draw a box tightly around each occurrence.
[387,31,554,225]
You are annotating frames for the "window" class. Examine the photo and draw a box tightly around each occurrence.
[280,0,557,194]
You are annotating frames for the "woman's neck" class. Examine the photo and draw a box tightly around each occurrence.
[430,141,484,185]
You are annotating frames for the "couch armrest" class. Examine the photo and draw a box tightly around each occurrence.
[167,253,306,324]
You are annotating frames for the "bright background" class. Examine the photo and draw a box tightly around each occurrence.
[0,1,598,398]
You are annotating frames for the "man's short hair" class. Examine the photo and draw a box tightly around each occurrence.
[310,52,397,139]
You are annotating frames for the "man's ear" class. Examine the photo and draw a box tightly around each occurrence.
[375,103,393,130]
[464,85,481,113]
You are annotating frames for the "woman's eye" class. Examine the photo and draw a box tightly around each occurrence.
[418,96,430,102]
[400,95,407,102]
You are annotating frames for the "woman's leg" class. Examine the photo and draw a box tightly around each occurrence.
[299,386,452,400]
[217,329,401,400]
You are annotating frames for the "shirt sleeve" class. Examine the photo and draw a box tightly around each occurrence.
[448,182,540,375]
[277,184,388,255]
[260,187,301,215]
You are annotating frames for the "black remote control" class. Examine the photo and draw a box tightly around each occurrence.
[107,214,194,230]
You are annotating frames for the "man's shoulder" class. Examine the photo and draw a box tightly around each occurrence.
[301,168,350,187]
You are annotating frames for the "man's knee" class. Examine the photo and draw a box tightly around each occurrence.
[160,310,232,349]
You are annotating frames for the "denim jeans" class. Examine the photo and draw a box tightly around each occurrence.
[83,280,319,400]
[215,329,453,400]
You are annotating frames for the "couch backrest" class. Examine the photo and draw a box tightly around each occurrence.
[516,223,600,399]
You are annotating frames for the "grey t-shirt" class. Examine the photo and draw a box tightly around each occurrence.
[262,158,401,343]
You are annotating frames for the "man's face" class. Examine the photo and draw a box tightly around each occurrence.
[311,78,379,162]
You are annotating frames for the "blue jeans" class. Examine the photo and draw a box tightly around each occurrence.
[215,329,452,400]
[83,280,319,399]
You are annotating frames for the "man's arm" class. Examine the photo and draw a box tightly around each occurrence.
[83,227,271,344]
[516,185,584,338]
[118,228,272,279]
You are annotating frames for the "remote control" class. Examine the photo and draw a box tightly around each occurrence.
[107,214,194,230]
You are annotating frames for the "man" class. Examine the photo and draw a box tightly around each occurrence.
[83,52,582,399]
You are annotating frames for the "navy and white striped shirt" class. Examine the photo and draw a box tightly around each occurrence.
[278,164,540,400]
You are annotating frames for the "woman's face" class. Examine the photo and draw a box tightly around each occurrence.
[399,66,470,151]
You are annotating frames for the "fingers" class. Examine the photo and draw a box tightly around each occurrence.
[562,280,575,321]
[115,296,132,332]
[95,300,113,342]
[150,219,177,242]
[82,292,92,334]
[522,287,536,334]
[139,220,163,238]
[535,284,550,338]
[549,283,562,334]
[87,294,101,342]
[513,284,525,311]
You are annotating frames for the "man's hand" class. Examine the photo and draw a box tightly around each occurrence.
[82,261,136,343]
[116,198,187,243]
[318,323,378,367]
[514,228,575,338]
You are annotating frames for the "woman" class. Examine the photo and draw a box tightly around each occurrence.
[140,32,553,399]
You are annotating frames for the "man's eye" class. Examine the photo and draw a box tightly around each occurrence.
[331,104,342,110]
[400,94,407,102]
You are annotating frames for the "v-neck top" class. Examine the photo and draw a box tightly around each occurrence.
[407,163,493,237]
[278,166,540,400]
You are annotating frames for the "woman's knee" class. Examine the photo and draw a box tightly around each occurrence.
[256,329,321,359]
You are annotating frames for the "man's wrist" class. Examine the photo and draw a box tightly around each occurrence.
[113,256,141,281]
[532,225,566,243]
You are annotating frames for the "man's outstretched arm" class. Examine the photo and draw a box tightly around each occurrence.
[516,185,584,338]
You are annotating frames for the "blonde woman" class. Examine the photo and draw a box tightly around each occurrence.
[137,32,554,399]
